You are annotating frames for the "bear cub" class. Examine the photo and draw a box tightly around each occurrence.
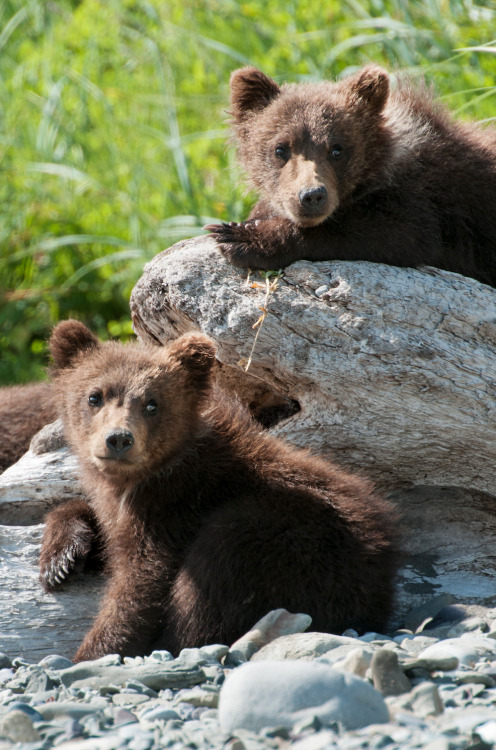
[40,320,398,662]
[0,382,57,473]
[207,65,496,287]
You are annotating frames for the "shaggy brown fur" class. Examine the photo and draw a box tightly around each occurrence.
[0,382,57,472]
[207,65,496,287]
[40,320,398,662]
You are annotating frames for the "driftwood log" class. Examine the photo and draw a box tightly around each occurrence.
[131,237,496,495]
[2,235,496,662]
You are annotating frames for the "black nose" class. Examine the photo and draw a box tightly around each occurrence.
[105,429,134,458]
[299,186,328,213]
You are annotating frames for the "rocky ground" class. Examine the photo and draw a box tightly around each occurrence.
[2,602,496,749]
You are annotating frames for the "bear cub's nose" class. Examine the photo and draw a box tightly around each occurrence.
[105,429,135,458]
[298,186,328,213]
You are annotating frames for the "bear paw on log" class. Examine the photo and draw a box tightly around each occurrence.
[130,235,496,497]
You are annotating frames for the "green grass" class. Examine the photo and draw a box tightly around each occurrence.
[1,0,496,383]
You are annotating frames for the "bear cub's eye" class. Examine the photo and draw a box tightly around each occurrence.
[145,399,158,415]
[331,144,343,160]
[88,392,102,407]
[275,144,290,161]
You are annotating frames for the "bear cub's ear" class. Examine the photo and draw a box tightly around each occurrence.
[166,332,217,382]
[230,66,281,122]
[50,320,100,371]
[350,65,389,113]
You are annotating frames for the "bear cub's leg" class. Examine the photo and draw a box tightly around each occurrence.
[39,500,100,591]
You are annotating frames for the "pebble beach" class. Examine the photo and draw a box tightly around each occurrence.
[2,600,496,749]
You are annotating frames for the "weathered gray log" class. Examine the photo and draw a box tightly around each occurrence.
[0,431,103,663]
[131,236,496,496]
[2,235,496,662]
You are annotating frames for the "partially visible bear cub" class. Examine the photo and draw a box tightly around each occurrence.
[40,320,398,661]
[0,382,56,472]
[207,65,496,287]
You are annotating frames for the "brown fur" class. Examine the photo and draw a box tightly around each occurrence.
[0,382,57,472]
[207,65,496,287]
[40,320,398,662]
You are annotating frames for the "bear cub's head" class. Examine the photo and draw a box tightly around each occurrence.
[230,65,391,226]
[49,320,216,481]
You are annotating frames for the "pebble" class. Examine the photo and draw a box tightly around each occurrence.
[402,593,455,632]
[251,632,360,662]
[2,599,496,748]
[225,609,312,666]
[371,649,411,696]
[332,647,372,677]
[38,654,74,670]
[418,634,496,666]
[388,682,444,718]
[0,709,41,742]
[476,719,496,744]
[140,705,180,722]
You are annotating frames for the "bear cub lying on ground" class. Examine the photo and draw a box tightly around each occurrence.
[40,320,398,661]
[0,382,56,472]
[207,65,496,287]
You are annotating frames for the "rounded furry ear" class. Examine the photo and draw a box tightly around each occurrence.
[50,320,100,370]
[230,66,281,122]
[350,65,389,112]
[166,332,217,380]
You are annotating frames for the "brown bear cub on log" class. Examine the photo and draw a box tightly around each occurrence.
[207,65,496,287]
[40,320,398,661]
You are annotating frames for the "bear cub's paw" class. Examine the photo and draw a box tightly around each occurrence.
[39,502,97,591]
[205,220,265,268]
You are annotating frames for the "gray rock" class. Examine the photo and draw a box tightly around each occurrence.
[218,660,389,733]
[418,634,496,667]
[399,636,440,656]
[476,719,496,744]
[437,706,496,735]
[145,650,174,662]
[388,682,444,718]
[37,701,109,719]
[38,654,74,670]
[403,655,459,672]
[250,632,360,662]
[289,730,339,750]
[0,654,11,670]
[455,671,496,687]
[199,644,229,662]
[447,617,489,636]
[174,685,219,708]
[112,693,150,706]
[371,650,411,696]
[403,594,455,632]
[6,702,43,722]
[332,647,372,677]
[25,665,57,693]
[58,657,206,691]
[113,708,139,726]
[225,609,312,666]
[139,706,180,723]
[419,739,454,750]
[0,709,41,742]
[358,633,393,643]
[0,669,14,686]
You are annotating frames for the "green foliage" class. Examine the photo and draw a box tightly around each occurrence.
[1,0,496,383]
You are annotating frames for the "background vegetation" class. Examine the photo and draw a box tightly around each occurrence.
[1,0,496,384]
